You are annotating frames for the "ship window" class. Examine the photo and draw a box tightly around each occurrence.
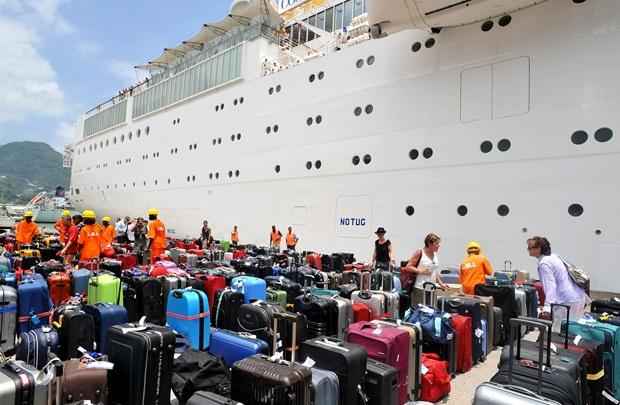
[423,148,433,159]
[425,38,436,48]
[595,127,613,143]
[412,42,422,52]
[325,8,334,32]
[306,161,312,170]
[215,105,219,112]
[237,133,241,140]
[406,206,415,216]
[266,126,271,134]
[356,59,364,68]
[315,160,322,169]
[317,11,326,31]
[363,154,371,164]
[234,99,238,106]
[193,144,197,150]
[352,155,360,165]
[573,0,586,3]
[154,180,158,186]
[269,87,274,95]
[167,179,171,184]
[309,74,316,83]
[497,204,510,216]
[499,15,512,27]
[335,3,344,31]
[273,125,279,133]
[307,117,313,126]
[240,97,244,104]
[137,129,141,137]
[343,0,353,28]
[300,24,308,44]
[189,144,194,150]
[571,130,588,145]
[498,139,511,152]
[215,172,219,179]
[316,115,322,124]
[228,170,233,178]
[235,170,240,177]
[365,104,374,114]
[409,149,419,160]
[128,132,132,141]
[143,181,146,186]
[231,134,235,142]
[481,21,494,32]
[187,176,190,182]
[105,140,109,146]
[276,85,282,92]
[354,107,362,116]
[595,229,602,235]
[192,175,196,182]
[457,205,468,216]
[209,173,213,179]
[146,126,150,135]
[217,138,222,144]
[318,71,325,80]
[367,56,375,66]
[353,0,363,17]
[568,203,584,217]
[275,165,281,173]
[480,141,493,153]
[308,16,316,41]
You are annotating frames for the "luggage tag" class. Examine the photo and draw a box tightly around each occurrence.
[420,363,429,375]
[302,356,316,368]
[573,335,583,346]
[474,328,483,339]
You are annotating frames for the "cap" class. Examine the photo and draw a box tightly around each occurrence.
[467,241,481,252]
[375,227,386,234]
[82,210,96,219]
[102,216,112,223]
[24,211,34,218]
[147,208,159,216]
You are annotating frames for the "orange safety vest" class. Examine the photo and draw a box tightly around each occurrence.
[286,232,297,247]
[148,219,167,249]
[16,220,39,245]
[101,225,116,248]
[78,224,102,260]
[231,231,239,243]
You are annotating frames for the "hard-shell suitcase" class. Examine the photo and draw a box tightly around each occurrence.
[265,276,302,305]
[437,296,484,363]
[0,360,54,405]
[47,272,71,306]
[117,253,138,270]
[87,273,123,306]
[457,293,495,353]
[451,314,473,373]
[237,301,283,348]
[514,286,528,317]
[209,328,269,367]
[350,291,384,320]
[70,269,91,297]
[365,358,398,405]
[332,296,353,339]
[353,303,372,322]
[493,306,505,347]
[83,303,128,354]
[481,318,488,358]
[299,336,367,405]
[15,327,59,369]
[473,382,562,405]
[346,321,410,404]
[294,294,338,338]
[187,391,242,405]
[100,259,122,278]
[108,322,175,405]
[141,277,165,325]
[338,283,359,299]
[0,272,16,288]
[266,287,287,308]
[311,367,339,405]
[370,271,394,292]
[0,285,17,353]
[231,276,266,304]
[474,284,517,346]
[54,306,95,360]
[166,288,211,350]
[213,288,244,331]
[18,275,52,333]
[61,358,108,405]
[376,290,399,320]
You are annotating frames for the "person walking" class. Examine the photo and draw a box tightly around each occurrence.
[115,217,128,243]
[371,227,393,270]
[460,241,494,295]
[58,214,82,264]
[285,226,299,251]
[200,220,212,249]
[403,233,448,303]
[147,208,166,264]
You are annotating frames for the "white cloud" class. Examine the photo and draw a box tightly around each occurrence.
[53,120,77,150]
[108,60,148,87]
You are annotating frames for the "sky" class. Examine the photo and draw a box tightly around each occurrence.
[0,0,231,151]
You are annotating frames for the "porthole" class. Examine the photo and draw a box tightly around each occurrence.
[113,137,117,144]
[497,204,510,217]
[318,72,325,80]
[367,56,375,65]
[315,115,322,124]
[132,182,135,187]
[354,107,362,116]
[595,229,602,235]
[240,97,244,104]
[215,172,219,179]
[128,133,132,141]
[209,173,213,179]
[307,117,313,126]
[594,127,613,143]
[425,38,436,48]
[409,149,419,160]
[99,141,103,148]
[568,203,584,217]
[273,125,279,133]
[363,154,371,165]
[309,74,316,83]
[121,135,126,143]
[276,85,282,92]
[423,147,433,159]
[269,87,274,95]
[93,144,97,150]
[213,139,217,145]
[173,119,177,125]
[185,176,190,182]
[220,104,224,110]
[136,130,140,139]
[315,160,322,169]
[356,59,364,68]
[228,171,233,178]
[137,129,141,137]
[167,179,171,184]
[497,139,511,152]
[480,141,493,153]
[405,206,415,216]
[154,180,158,186]
[571,130,588,145]
[193,144,197,150]
[234,99,238,106]
[217,138,222,144]
[105,140,109,146]
[411,42,422,52]
[231,134,235,142]
[352,155,360,166]
[189,145,193,151]
[498,15,512,27]
[146,126,150,135]
[306,161,312,170]
[143,181,146,186]
[174,148,178,153]
[235,170,240,177]
[275,165,281,173]
[237,133,241,141]
[457,205,468,216]
[481,21,494,32]
[365,105,373,114]
[215,105,219,112]
[573,0,586,3]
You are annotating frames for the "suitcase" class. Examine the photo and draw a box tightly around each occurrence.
[108,322,175,405]
[83,303,128,354]
[266,287,287,308]
[18,275,52,333]
[187,391,241,405]
[338,283,359,299]
[70,269,91,297]
[353,302,372,322]
[491,318,582,405]
[299,337,367,405]
[266,277,303,305]
[350,273,384,320]
[209,328,269,367]
[364,358,398,405]
[473,382,562,405]
[0,285,17,353]
[117,253,138,270]
[439,267,461,284]
[514,286,528,317]
[203,275,226,315]
[15,327,59,369]
[33,260,63,279]
[100,259,122,278]
[213,288,244,331]
[370,271,394,292]
[0,360,54,405]
[231,312,312,405]
[474,284,517,346]
[161,275,188,314]
[61,358,108,405]
[172,349,231,403]
[456,293,495,353]
[437,296,484,363]
[521,285,539,318]
[231,276,266,304]
[493,306,505,347]
[412,281,439,308]
[237,301,284,348]
[591,298,620,317]
[166,288,211,350]
[294,294,338,338]
[54,306,95,360]
[451,313,473,373]
[0,272,16,288]
[331,296,353,339]
[311,368,340,405]
[481,318,488,358]
[141,277,165,325]
[346,321,410,404]
[376,290,399,320]
[87,273,123,305]
[19,250,41,270]
[47,272,71,306]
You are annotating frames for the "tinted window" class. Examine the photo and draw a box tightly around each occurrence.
[317,11,326,30]
[308,16,316,41]
[353,0,364,17]
[335,3,344,31]
[343,0,353,28]
[325,7,334,32]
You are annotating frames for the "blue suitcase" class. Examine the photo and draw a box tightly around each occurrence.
[209,328,269,367]
[231,276,266,304]
[71,268,91,296]
[0,272,16,288]
[84,303,128,354]
[311,367,340,405]
[17,274,52,333]
[15,326,59,369]
[167,288,211,350]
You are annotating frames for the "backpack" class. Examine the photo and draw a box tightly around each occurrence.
[561,257,590,293]
[171,349,231,403]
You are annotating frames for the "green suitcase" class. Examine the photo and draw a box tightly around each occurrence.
[220,240,231,252]
[266,288,287,308]
[87,273,123,305]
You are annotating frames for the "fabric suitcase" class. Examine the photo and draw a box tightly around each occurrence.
[473,382,562,405]
[0,285,17,353]
[311,367,339,405]
[188,391,241,405]
[32,259,60,278]
[346,321,410,404]
[15,327,59,369]
[70,269,91,297]
[61,358,108,405]
[420,352,451,402]
[209,328,269,367]
[231,276,266,303]
[591,298,620,317]
[474,284,517,346]
[338,283,359,299]
[83,303,128,354]
[437,296,484,363]
[17,275,52,333]
[166,288,211,350]
[213,288,244,331]
[299,336,367,405]
[87,273,123,305]
[451,313,473,373]
[172,349,231,403]
[365,358,398,405]
[54,306,95,360]
[47,271,71,306]
[0,360,53,405]
[108,322,175,405]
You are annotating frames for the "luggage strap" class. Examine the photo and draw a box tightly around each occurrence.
[165,311,210,321]
[18,311,51,323]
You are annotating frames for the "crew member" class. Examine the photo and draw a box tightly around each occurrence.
[54,210,72,245]
[147,208,166,264]
[59,214,82,264]
[285,226,299,251]
[15,211,40,248]
[270,225,282,251]
[460,241,494,295]
[231,225,239,247]
[100,216,116,248]
[78,210,102,261]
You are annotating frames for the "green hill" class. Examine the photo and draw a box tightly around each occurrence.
[0,142,70,203]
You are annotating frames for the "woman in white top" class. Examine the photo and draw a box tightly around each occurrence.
[404,233,448,290]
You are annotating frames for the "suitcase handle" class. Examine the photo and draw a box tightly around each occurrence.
[504,260,512,271]
[273,312,299,364]
[507,318,552,394]
[550,303,571,349]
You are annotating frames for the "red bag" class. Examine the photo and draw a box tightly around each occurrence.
[232,249,246,260]
[306,253,322,271]
[205,275,226,315]
[451,314,473,373]
[174,240,187,249]
[420,353,451,402]
[78,260,99,271]
[48,272,71,306]
[186,242,199,251]
[117,254,138,270]
[188,249,204,257]
[352,303,372,322]
[149,261,188,278]
[101,246,115,258]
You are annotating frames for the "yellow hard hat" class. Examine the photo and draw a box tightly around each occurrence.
[147,208,159,216]
[24,211,34,218]
[467,241,481,252]
[102,216,112,223]
[62,210,71,217]
[82,210,96,219]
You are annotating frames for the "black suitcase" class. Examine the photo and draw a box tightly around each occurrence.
[493,306,505,347]
[122,274,148,322]
[321,255,333,272]
[299,336,367,405]
[141,278,165,325]
[264,276,302,305]
[437,296,484,363]
[100,259,122,278]
[294,294,338,338]
[365,358,398,405]
[33,260,64,279]
[474,284,517,345]
[490,317,583,405]
[399,292,411,319]
[213,289,244,331]
[522,285,539,318]
[338,283,359,299]
[172,349,231,404]
[54,306,95,360]
[591,298,620,316]
[187,391,240,405]
[331,254,344,273]
[108,322,175,405]
[370,271,393,292]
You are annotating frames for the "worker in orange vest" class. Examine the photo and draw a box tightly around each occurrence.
[285,226,299,251]
[147,208,166,264]
[231,225,240,247]
[269,225,282,252]
[54,210,72,245]
[15,211,40,248]
[78,210,102,261]
[100,216,116,248]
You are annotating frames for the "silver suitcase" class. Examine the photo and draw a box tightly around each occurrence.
[514,287,528,317]
[332,296,353,339]
[0,360,54,405]
[375,291,400,320]
[473,382,562,405]
[0,285,17,353]
[351,291,385,319]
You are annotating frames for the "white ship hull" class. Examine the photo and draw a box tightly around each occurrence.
[70,0,620,292]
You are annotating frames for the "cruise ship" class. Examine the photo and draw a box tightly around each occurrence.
[67,0,620,293]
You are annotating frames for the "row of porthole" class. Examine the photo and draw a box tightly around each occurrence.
[354,105,374,116]
[230,133,242,142]
[355,55,376,69]
[411,38,436,53]
[481,139,511,153]
[410,148,434,160]
[405,203,586,218]
[352,154,372,166]
[306,160,322,170]
[215,103,225,112]
[481,15,512,32]
[172,118,181,125]
[307,115,323,126]
[232,97,245,106]
[189,144,198,151]
[308,71,325,83]
[78,126,151,155]
[571,127,613,145]
[266,124,280,134]
[268,85,283,95]
[208,170,240,179]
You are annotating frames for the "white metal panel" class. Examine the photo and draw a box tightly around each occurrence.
[460,64,492,123]
[493,57,530,119]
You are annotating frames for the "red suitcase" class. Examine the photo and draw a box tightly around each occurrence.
[187,249,204,257]
[420,353,451,402]
[352,303,372,323]
[174,240,187,249]
[451,314,473,373]
[78,260,99,271]
[306,253,322,271]
[117,254,138,270]
[233,249,246,260]
[346,321,410,404]
[48,272,72,305]
[206,276,226,315]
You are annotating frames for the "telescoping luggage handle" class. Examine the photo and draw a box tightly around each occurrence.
[272,311,299,364]
[507,317,553,394]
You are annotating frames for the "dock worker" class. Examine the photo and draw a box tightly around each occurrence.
[270,225,282,252]
[285,226,299,251]
[100,216,116,248]
[231,225,239,247]
[78,210,102,261]
[460,241,494,295]
[54,210,72,245]
[58,214,82,264]
[147,208,166,264]
[15,211,40,248]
